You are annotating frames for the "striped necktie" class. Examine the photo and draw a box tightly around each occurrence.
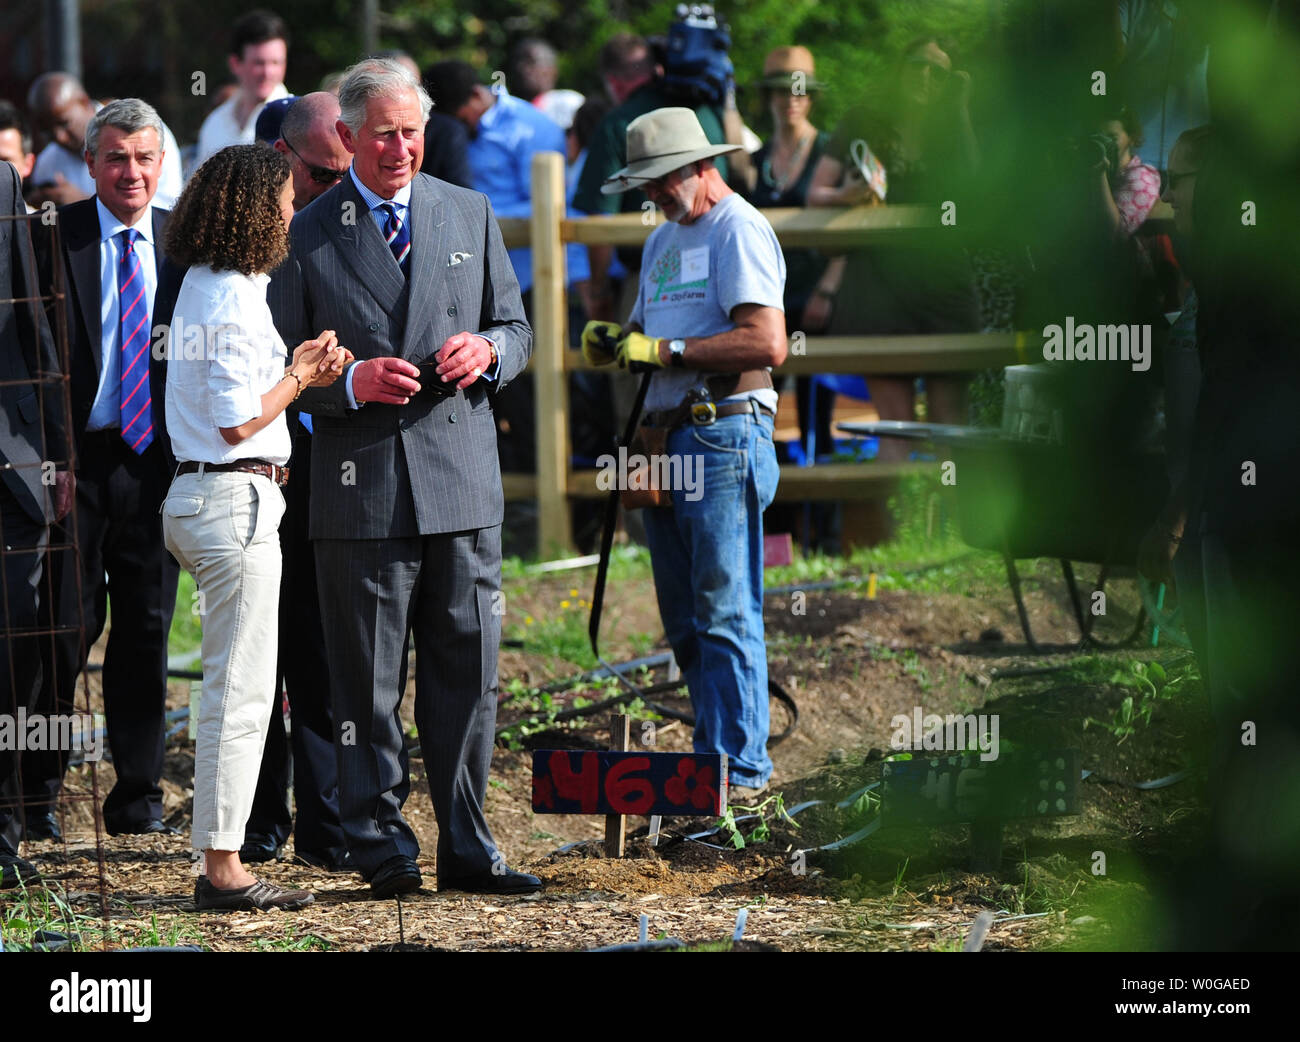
[117,229,154,453]
[381,203,410,275]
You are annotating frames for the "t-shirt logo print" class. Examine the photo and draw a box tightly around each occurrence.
[648,246,708,304]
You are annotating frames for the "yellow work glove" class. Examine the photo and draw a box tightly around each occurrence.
[615,330,665,372]
[581,321,621,366]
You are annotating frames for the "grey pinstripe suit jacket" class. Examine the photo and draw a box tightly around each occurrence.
[271,172,532,540]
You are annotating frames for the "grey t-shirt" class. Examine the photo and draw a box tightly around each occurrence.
[629,192,785,413]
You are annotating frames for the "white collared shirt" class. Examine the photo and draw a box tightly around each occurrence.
[88,198,158,432]
[194,83,291,167]
[165,264,290,465]
[31,105,185,208]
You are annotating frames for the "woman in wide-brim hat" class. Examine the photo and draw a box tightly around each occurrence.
[745,47,835,532]
[746,46,832,323]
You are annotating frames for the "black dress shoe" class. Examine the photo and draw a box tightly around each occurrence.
[0,849,41,889]
[295,847,355,873]
[439,866,542,895]
[195,875,314,911]
[107,818,180,837]
[369,855,422,899]
[24,811,62,842]
[239,834,283,863]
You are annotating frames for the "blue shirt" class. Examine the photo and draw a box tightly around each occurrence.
[89,199,158,431]
[467,90,566,294]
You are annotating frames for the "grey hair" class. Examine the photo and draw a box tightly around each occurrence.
[84,98,164,158]
[338,58,432,133]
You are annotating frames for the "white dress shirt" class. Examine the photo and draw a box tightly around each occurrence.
[166,265,291,465]
[31,108,185,208]
[194,84,290,167]
[88,199,158,431]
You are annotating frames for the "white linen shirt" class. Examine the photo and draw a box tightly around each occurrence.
[166,265,291,465]
[194,84,291,167]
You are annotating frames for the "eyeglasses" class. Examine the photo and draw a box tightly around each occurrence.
[281,134,348,186]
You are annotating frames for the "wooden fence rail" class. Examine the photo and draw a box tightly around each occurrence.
[514,152,1171,554]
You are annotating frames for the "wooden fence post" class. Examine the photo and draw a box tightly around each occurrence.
[530,151,573,556]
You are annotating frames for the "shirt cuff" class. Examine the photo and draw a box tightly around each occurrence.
[345,363,363,408]
[479,335,500,382]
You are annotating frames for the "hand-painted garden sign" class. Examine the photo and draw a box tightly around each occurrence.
[531,750,728,817]
[881,749,1080,825]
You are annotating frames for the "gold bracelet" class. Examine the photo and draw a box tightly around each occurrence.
[284,370,304,402]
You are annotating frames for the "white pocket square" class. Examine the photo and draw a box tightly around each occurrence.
[448,251,474,266]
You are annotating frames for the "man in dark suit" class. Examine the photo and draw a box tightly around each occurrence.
[272,58,539,897]
[29,99,179,838]
[0,159,72,885]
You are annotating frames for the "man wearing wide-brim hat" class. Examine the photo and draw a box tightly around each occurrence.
[581,107,788,795]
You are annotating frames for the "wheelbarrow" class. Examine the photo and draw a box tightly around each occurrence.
[837,418,1167,650]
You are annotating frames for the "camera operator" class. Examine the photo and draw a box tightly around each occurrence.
[1088,106,1161,240]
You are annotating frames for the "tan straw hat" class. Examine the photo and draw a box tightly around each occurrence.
[756,46,825,92]
[601,107,741,195]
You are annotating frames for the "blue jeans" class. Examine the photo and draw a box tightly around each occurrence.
[642,406,779,788]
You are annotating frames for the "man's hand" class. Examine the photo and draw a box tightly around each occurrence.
[581,321,621,366]
[53,471,75,522]
[352,356,421,405]
[26,174,88,209]
[435,332,495,390]
[615,329,665,372]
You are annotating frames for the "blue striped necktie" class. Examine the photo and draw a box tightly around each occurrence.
[117,229,154,453]
[381,203,410,275]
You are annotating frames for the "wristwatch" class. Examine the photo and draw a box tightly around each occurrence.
[667,338,687,368]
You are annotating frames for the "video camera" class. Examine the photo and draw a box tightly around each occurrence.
[661,4,734,109]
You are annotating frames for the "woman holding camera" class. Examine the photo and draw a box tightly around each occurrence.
[161,144,349,911]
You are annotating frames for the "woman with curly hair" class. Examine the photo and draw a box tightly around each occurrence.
[161,144,350,911]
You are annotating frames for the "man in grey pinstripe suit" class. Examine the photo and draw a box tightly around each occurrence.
[271,59,539,897]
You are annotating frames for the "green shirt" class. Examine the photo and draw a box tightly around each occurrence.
[573,83,730,216]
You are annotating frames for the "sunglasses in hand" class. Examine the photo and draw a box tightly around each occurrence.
[416,362,458,398]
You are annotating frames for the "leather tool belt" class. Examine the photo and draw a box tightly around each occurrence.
[177,458,291,487]
[622,370,774,511]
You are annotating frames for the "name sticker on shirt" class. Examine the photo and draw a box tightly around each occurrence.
[681,246,710,284]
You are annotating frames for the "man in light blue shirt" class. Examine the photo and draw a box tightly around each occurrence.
[425,61,567,297]
[88,198,158,431]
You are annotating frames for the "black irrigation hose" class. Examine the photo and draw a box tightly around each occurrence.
[496,677,799,748]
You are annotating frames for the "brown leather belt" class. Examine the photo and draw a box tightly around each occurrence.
[641,370,775,430]
[177,459,290,486]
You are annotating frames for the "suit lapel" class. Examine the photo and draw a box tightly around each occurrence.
[151,207,168,280]
[319,175,407,318]
[65,200,104,374]
[400,174,446,360]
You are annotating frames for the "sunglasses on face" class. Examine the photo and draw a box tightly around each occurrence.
[282,134,348,185]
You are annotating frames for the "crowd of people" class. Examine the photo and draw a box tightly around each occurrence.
[1,2,1297,943]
